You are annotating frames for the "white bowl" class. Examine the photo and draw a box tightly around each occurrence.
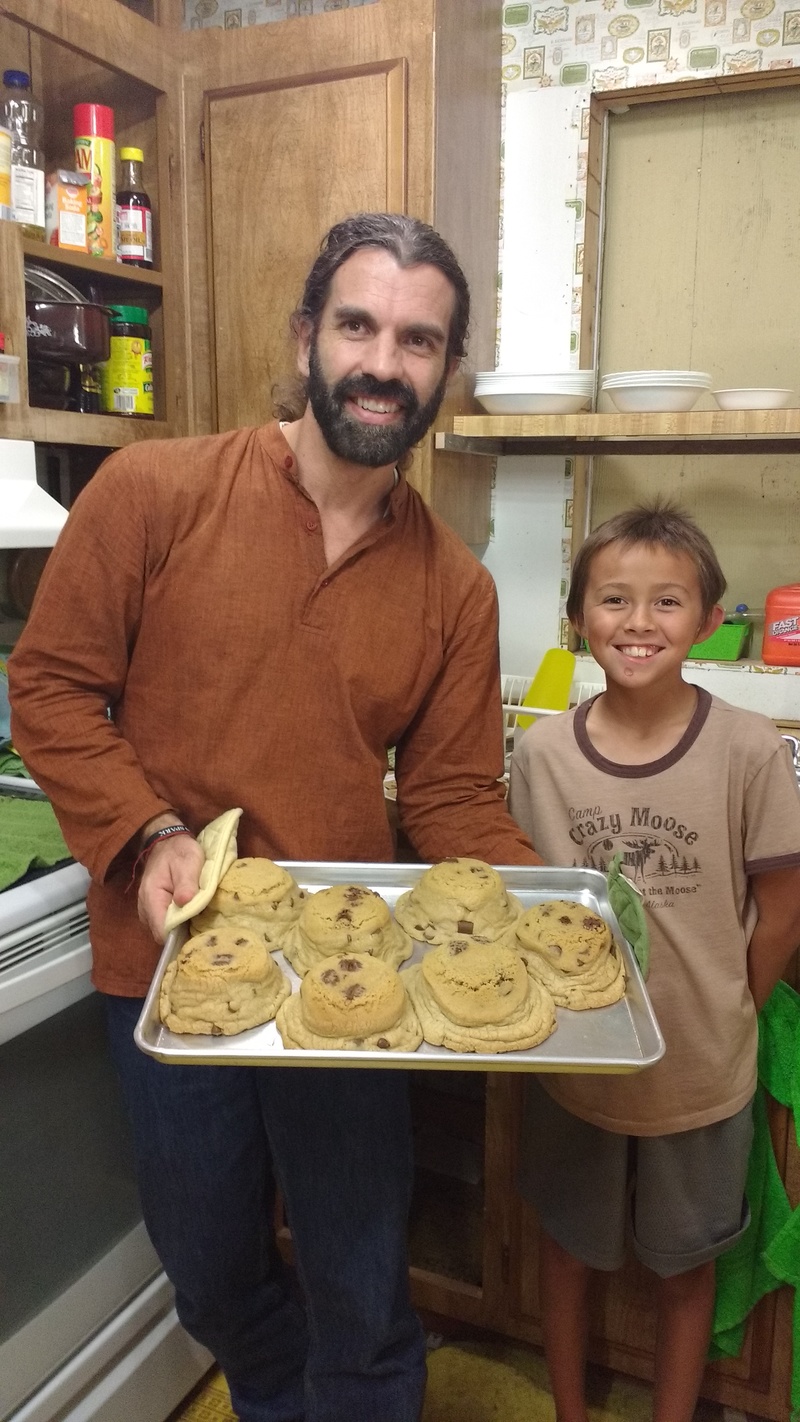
[605,385,705,413]
[602,370,712,385]
[712,388,794,410]
[475,378,594,394]
[475,370,595,382]
[475,390,591,415]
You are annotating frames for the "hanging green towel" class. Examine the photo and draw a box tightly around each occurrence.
[607,852,650,976]
[0,795,70,891]
[710,980,800,1421]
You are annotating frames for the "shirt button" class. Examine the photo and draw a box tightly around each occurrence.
[305,519,318,531]
[284,455,293,470]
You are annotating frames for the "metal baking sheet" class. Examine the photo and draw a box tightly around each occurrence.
[134,863,664,1073]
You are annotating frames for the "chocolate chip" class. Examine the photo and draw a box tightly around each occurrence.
[320,969,340,985]
[583,916,602,930]
[212,953,234,965]
[559,915,572,925]
[211,1025,223,1035]
[233,892,240,901]
[344,887,365,902]
[343,983,366,1001]
[449,940,468,955]
[234,938,248,945]
[271,901,279,910]
[339,957,362,972]
[474,935,490,944]
[376,1037,390,1049]
[336,909,353,922]
[207,936,217,946]
[457,919,474,934]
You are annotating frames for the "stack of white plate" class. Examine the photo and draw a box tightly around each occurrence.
[601,370,712,413]
[474,370,594,415]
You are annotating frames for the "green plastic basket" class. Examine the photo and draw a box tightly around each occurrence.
[686,622,751,661]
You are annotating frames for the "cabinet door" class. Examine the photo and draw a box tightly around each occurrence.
[178,0,500,542]
[205,64,404,433]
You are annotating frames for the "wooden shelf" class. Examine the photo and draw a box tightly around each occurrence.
[0,406,170,446]
[437,408,800,456]
[23,240,164,291]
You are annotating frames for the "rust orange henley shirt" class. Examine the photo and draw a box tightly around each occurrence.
[10,422,539,995]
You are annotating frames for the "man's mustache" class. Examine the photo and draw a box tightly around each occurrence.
[334,374,417,411]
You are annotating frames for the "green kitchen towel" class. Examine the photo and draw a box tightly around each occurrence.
[0,795,70,890]
[0,746,28,777]
[710,980,800,1421]
[607,852,650,976]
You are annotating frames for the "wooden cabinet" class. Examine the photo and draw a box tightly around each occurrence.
[176,0,500,541]
[0,1,186,448]
[0,0,499,544]
[404,1025,799,1422]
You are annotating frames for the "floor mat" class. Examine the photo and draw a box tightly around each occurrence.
[172,1343,747,1422]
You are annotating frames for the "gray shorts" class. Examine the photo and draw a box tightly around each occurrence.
[518,1077,753,1279]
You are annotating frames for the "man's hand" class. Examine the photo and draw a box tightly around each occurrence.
[138,833,206,943]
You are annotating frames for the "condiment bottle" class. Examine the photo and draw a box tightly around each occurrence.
[2,70,45,241]
[99,304,154,418]
[73,103,116,258]
[116,146,153,269]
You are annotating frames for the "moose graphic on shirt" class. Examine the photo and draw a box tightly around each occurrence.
[567,804,702,896]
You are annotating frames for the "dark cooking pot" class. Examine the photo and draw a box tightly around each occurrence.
[25,300,112,364]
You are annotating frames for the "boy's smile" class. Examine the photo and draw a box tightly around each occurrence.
[577,542,722,690]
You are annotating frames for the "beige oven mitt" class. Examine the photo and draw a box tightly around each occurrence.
[163,807,243,934]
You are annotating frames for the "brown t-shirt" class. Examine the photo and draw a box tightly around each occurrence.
[10,422,538,995]
[509,690,800,1134]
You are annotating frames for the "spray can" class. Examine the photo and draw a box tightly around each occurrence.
[73,103,116,258]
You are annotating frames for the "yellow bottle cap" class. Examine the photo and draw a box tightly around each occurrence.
[120,147,144,162]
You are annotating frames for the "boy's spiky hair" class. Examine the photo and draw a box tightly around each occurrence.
[567,499,727,623]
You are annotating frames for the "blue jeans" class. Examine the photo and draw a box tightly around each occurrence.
[104,996,426,1422]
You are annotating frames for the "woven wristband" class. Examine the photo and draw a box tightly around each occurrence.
[130,823,194,882]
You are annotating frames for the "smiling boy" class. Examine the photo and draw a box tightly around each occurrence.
[508,502,800,1422]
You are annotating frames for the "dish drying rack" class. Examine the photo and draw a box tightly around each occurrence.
[501,671,598,758]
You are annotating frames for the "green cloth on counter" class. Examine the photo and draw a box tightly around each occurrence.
[607,852,650,976]
[710,980,800,1421]
[0,746,29,777]
[0,795,70,890]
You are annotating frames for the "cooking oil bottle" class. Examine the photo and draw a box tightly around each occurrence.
[2,70,44,241]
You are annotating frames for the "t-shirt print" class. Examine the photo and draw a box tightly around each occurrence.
[567,800,703,913]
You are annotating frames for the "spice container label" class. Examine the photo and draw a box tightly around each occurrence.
[45,169,89,251]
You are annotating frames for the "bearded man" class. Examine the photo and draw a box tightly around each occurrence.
[9,213,539,1422]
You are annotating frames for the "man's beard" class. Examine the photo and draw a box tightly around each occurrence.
[306,340,448,468]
